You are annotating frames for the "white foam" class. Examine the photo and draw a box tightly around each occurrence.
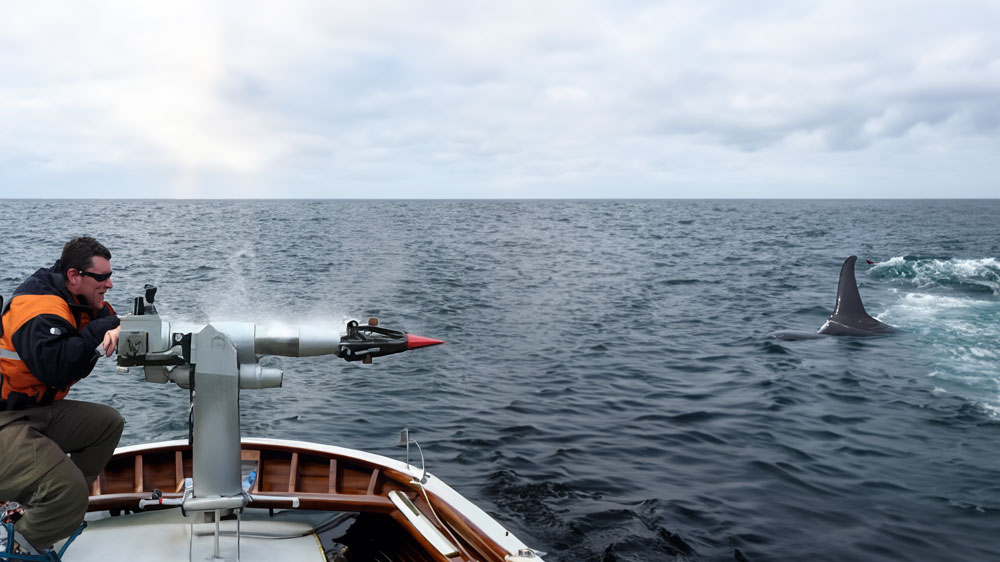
[871,256,1000,295]
[879,279,1000,417]
[967,347,996,359]
[981,403,1000,418]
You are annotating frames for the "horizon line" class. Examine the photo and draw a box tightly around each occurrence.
[2,196,998,201]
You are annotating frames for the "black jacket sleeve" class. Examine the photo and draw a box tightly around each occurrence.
[11,313,120,390]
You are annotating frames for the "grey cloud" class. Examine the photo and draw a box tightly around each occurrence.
[2,0,999,198]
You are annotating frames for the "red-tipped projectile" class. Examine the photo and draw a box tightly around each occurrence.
[406,334,445,350]
[338,320,444,362]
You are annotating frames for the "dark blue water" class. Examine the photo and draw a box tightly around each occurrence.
[2,199,998,562]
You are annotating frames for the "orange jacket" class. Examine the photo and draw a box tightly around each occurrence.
[1,262,118,410]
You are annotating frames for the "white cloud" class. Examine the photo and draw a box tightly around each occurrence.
[0,0,998,198]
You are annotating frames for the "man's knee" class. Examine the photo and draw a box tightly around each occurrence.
[107,408,125,438]
[91,402,125,434]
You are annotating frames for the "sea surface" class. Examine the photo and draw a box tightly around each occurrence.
[1,199,998,562]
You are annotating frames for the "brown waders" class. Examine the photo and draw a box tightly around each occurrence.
[0,400,123,549]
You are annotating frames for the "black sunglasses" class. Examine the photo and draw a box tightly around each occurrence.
[78,270,113,282]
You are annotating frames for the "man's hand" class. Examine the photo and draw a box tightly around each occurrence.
[103,325,121,357]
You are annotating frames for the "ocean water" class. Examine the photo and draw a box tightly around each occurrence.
[1,199,998,562]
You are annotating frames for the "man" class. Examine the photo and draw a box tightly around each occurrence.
[0,237,124,555]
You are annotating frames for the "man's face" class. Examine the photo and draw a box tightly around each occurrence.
[66,256,114,311]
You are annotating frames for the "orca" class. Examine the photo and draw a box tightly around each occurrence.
[771,256,895,341]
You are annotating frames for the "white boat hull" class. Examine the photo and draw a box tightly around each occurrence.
[57,438,542,562]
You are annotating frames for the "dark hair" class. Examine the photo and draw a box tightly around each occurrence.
[61,237,112,274]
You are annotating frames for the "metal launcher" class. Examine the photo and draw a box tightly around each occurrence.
[115,285,443,522]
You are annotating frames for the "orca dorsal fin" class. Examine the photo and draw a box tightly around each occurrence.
[820,255,893,335]
[832,256,869,319]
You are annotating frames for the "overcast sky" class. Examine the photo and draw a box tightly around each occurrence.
[1,1,997,198]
